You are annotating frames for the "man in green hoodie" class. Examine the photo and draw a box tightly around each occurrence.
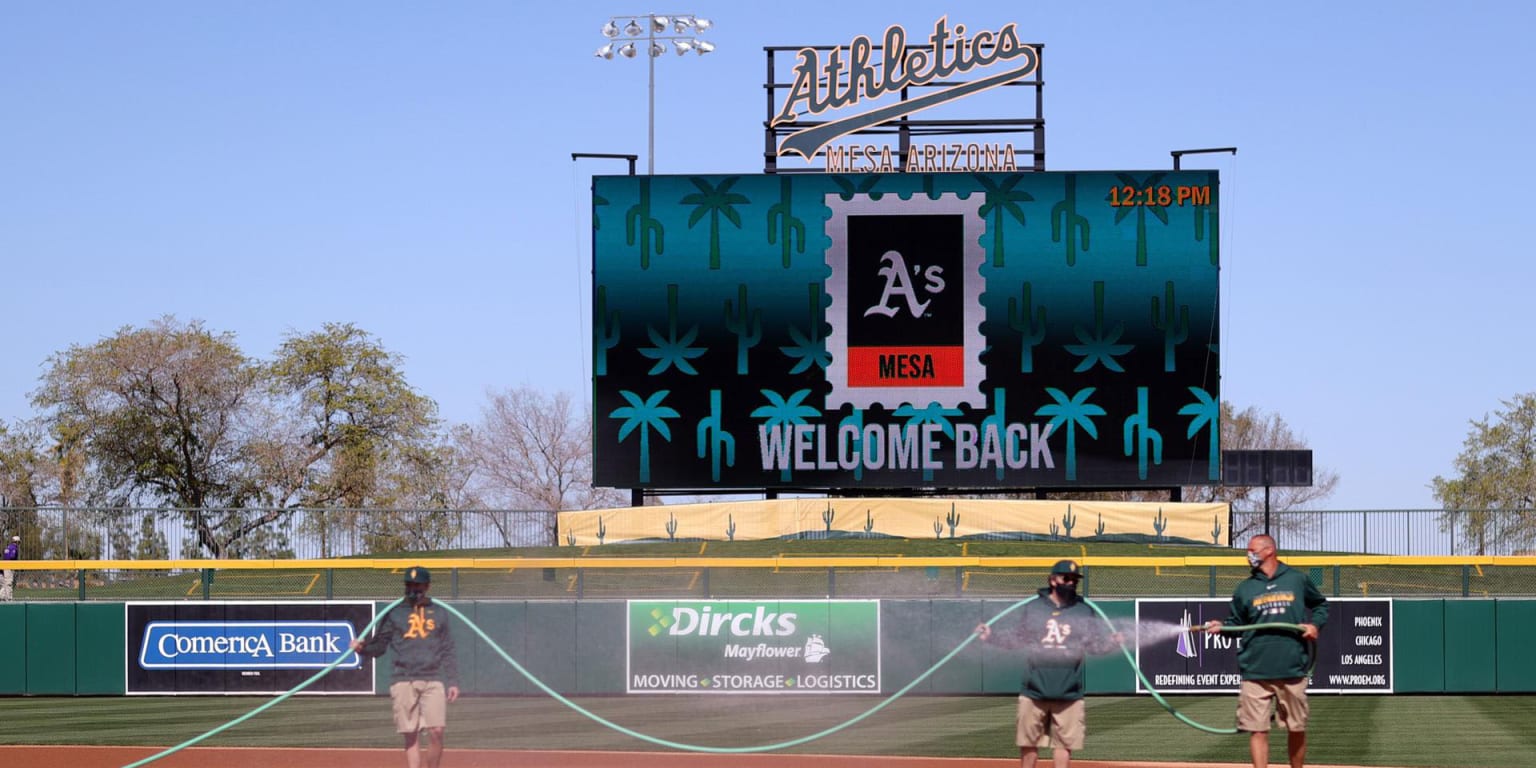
[352,566,461,768]
[1205,535,1328,768]
[975,559,1120,768]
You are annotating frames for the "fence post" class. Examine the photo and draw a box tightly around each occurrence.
[577,568,585,599]
[1208,566,1216,598]
[326,569,334,600]
[451,568,460,599]
[955,567,964,597]
[701,567,711,598]
[77,569,86,600]
[202,568,213,600]
[827,567,836,598]
[1462,565,1470,597]
[1333,565,1341,597]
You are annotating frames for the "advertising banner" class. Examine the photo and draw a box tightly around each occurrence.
[626,599,880,694]
[593,171,1220,491]
[126,601,374,695]
[1134,598,1392,694]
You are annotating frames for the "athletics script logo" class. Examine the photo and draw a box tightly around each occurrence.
[771,16,1040,161]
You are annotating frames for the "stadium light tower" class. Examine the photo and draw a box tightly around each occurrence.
[594,14,716,175]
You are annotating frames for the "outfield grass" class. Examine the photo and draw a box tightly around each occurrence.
[1,694,1530,767]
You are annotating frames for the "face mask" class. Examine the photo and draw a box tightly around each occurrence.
[1052,582,1079,600]
[1246,552,1264,569]
[406,587,428,605]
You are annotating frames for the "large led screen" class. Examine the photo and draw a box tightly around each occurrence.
[592,171,1219,490]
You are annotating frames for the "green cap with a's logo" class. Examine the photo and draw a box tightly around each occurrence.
[404,566,431,584]
[1051,559,1081,577]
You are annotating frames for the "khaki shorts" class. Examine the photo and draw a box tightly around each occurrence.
[1237,678,1309,732]
[1017,696,1084,751]
[390,680,448,733]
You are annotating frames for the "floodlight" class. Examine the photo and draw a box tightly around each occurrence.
[694,40,715,55]
[673,40,695,55]
[601,20,620,38]
[619,42,637,58]
[650,42,666,57]
[673,18,693,33]
[595,43,615,59]
[623,19,642,36]
[650,15,669,33]
[693,18,713,32]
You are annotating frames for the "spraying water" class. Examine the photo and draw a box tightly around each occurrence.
[1136,619,1200,648]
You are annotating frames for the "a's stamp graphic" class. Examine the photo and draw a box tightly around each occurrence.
[824,193,985,410]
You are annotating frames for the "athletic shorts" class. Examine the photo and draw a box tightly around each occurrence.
[1237,678,1309,732]
[1017,696,1084,751]
[390,680,448,733]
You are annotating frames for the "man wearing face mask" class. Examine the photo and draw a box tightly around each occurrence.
[352,566,461,768]
[975,559,1120,768]
[1204,535,1328,768]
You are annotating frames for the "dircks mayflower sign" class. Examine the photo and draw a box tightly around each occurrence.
[771,16,1040,160]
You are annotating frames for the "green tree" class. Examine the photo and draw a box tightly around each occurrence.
[1432,392,1536,555]
[31,317,267,557]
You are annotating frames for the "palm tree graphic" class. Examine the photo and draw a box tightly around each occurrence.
[977,174,1034,267]
[610,390,680,484]
[1108,172,1169,266]
[1178,386,1221,481]
[894,401,963,482]
[751,388,821,482]
[681,176,748,269]
[1035,387,1106,481]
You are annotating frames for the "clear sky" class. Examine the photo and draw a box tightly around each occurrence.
[2,1,1531,511]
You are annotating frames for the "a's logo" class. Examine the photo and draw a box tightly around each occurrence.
[864,250,942,319]
[773,16,1039,160]
[803,634,831,663]
[824,194,985,410]
[403,607,436,639]
[1041,618,1072,648]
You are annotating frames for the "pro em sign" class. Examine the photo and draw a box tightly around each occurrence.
[627,600,881,694]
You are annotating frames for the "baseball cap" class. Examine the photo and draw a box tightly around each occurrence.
[1050,559,1081,577]
[403,566,431,584]
[10,535,18,542]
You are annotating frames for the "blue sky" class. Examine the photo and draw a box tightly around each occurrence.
[2,1,1531,511]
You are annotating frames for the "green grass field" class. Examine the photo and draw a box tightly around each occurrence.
[1,693,1531,767]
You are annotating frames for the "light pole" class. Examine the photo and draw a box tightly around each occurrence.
[595,14,715,175]
[1171,146,1237,170]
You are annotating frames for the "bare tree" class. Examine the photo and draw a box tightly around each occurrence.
[459,386,625,545]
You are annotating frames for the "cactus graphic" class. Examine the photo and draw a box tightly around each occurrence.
[766,175,806,268]
[1122,387,1164,480]
[695,390,736,482]
[781,283,831,374]
[625,176,664,269]
[1195,170,1219,266]
[863,510,875,534]
[1050,520,1060,540]
[596,517,606,545]
[566,530,576,546]
[594,286,621,377]
[822,504,835,533]
[933,518,944,539]
[1051,174,1091,265]
[1007,282,1047,373]
[1095,512,1106,537]
[1061,506,1077,539]
[1107,172,1169,267]
[1152,507,1168,541]
[723,284,762,374]
[680,176,748,269]
[665,512,678,542]
[1065,281,1133,373]
[1150,281,1189,372]
[946,504,961,538]
[1211,515,1223,545]
[980,388,1012,481]
[726,514,737,542]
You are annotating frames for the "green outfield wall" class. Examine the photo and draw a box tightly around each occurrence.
[3,599,1533,697]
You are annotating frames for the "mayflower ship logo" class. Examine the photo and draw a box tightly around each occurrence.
[824,193,986,410]
[772,17,1040,160]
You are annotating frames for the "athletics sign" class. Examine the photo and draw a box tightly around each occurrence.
[126,601,374,695]
[592,171,1220,491]
[1134,598,1392,694]
[626,600,880,694]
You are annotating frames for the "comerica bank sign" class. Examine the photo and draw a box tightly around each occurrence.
[138,620,361,670]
